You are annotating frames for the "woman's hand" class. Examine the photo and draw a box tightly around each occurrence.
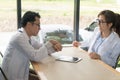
[89,52,101,60]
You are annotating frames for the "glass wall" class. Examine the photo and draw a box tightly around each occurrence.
[80,0,120,29]
[0,0,17,53]
[0,0,17,32]
[22,0,74,44]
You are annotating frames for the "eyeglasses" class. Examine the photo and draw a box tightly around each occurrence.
[32,23,40,27]
[95,19,107,24]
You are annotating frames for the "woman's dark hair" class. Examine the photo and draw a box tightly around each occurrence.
[98,10,120,37]
[21,11,41,28]
[98,10,116,30]
[115,13,120,37]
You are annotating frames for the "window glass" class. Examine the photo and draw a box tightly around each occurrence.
[22,0,75,44]
[80,0,120,29]
[0,0,17,53]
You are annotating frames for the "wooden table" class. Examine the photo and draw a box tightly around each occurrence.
[31,47,120,80]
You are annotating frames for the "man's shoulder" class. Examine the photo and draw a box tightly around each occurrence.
[11,31,26,41]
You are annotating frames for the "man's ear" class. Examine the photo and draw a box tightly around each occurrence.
[27,22,32,26]
[108,23,113,28]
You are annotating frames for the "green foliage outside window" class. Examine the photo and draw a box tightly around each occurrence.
[44,30,74,44]
[117,58,120,67]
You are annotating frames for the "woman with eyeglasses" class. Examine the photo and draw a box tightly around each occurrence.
[73,10,120,68]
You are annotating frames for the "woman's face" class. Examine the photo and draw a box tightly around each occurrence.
[97,15,111,32]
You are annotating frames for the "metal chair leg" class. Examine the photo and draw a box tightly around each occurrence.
[0,67,8,80]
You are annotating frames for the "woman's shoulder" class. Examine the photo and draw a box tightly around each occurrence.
[112,32,120,44]
[113,32,120,39]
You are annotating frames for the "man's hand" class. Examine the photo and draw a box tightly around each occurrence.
[72,41,80,47]
[49,40,62,51]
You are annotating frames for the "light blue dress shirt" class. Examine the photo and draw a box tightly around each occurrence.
[81,27,120,67]
[92,35,106,53]
[88,28,120,67]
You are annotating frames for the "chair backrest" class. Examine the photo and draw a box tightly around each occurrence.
[0,52,3,58]
[0,52,3,65]
[0,52,8,80]
[0,66,8,80]
[114,54,120,69]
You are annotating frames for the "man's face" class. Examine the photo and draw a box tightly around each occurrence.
[30,17,41,36]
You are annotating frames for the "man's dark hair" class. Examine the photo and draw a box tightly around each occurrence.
[21,11,41,27]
